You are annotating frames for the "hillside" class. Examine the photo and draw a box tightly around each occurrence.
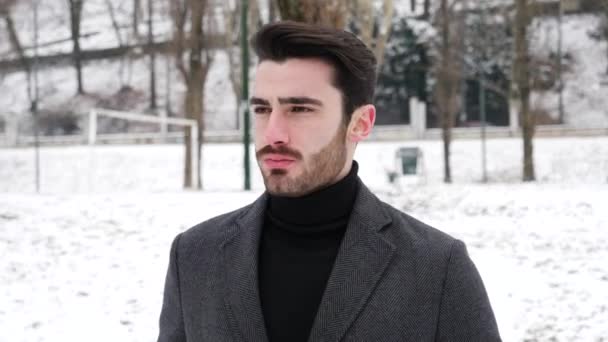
[0,1,607,134]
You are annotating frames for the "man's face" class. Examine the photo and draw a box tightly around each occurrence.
[251,58,350,197]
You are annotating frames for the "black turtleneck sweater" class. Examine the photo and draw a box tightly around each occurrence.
[258,162,359,342]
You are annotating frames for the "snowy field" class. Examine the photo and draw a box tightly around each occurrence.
[1,136,608,341]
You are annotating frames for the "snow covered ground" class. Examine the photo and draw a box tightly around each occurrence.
[1,136,607,341]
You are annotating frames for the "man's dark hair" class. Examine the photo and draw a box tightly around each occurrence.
[251,21,377,123]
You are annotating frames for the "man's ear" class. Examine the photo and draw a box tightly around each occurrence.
[347,104,376,142]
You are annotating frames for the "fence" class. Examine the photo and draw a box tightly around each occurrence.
[1,105,607,147]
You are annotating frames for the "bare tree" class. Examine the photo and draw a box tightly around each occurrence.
[222,0,263,130]
[222,1,244,130]
[432,0,463,183]
[223,2,241,88]
[67,0,85,94]
[275,0,395,70]
[1,0,30,76]
[513,0,535,181]
[133,0,143,41]
[351,0,395,70]
[423,0,431,19]
[276,0,348,28]
[268,0,277,22]
[601,0,608,74]
[170,0,215,189]
[104,0,124,47]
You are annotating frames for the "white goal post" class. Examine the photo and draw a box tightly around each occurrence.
[88,108,198,186]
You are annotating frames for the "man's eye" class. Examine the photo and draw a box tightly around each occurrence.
[253,107,271,114]
[290,106,313,113]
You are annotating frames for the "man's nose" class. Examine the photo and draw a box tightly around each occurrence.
[264,111,289,146]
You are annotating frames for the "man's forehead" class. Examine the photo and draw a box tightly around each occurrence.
[257,57,334,70]
[255,58,335,81]
[253,58,340,99]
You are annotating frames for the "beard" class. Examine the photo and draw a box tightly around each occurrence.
[256,125,347,197]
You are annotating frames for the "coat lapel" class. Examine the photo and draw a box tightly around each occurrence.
[307,181,396,342]
[220,193,269,342]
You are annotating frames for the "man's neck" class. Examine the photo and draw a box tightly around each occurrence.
[267,161,359,226]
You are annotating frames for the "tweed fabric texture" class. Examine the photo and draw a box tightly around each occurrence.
[157,179,501,342]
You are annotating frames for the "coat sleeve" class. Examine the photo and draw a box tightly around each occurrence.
[436,239,501,341]
[158,233,187,342]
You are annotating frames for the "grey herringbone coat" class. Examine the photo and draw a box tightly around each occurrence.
[158,180,501,342]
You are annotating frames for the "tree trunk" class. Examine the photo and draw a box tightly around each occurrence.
[250,0,262,30]
[374,0,394,70]
[69,0,85,94]
[104,0,123,46]
[357,0,374,47]
[1,8,29,71]
[180,0,208,189]
[436,0,459,184]
[514,0,535,181]
[133,0,142,41]
[276,0,304,21]
[197,68,209,188]
[1,6,31,99]
[423,0,431,19]
[350,0,393,71]
[269,0,277,22]
[603,1,608,74]
[183,71,204,189]
[222,1,243,129]
[183,91,193,188]
[557,0,564,123]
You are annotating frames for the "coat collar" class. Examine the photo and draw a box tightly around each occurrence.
[220,180,395,342]
[306,179,395,342]
[220,192,269,342]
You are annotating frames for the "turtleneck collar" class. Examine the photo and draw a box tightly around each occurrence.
[267,161,359,226]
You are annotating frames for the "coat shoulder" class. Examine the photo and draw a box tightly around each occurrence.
[378,199,458,259]
[176,201,257,254]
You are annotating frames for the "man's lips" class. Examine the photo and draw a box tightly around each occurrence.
[262,154,296,168]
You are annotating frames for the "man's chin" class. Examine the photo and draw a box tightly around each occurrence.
[263,175,305,197]
[269,168,289,176]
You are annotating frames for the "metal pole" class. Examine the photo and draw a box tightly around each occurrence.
[557,0,565,123]
[241,0,251,190]
[33,0,40,193]
[147,0,157,111]
[460,0,469,125]
[480,75,488,183]
[163,43,171,141]
[477,5,488,183]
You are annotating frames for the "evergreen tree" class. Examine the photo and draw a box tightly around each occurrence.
[375,17,429,125]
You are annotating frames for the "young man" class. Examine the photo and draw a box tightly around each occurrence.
[158,21,500,342]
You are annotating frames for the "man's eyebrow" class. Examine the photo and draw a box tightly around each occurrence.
[250,97,270,106]
[278,97,323,106]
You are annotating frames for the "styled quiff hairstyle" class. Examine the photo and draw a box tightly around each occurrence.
[251,21,377,123]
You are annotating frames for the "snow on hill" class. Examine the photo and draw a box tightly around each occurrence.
[1,1,607,131]
[0,1,173,58]
[0,0,237,131]
[531,13,608,127]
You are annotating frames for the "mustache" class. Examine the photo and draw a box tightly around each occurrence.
[256,145,302,160]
